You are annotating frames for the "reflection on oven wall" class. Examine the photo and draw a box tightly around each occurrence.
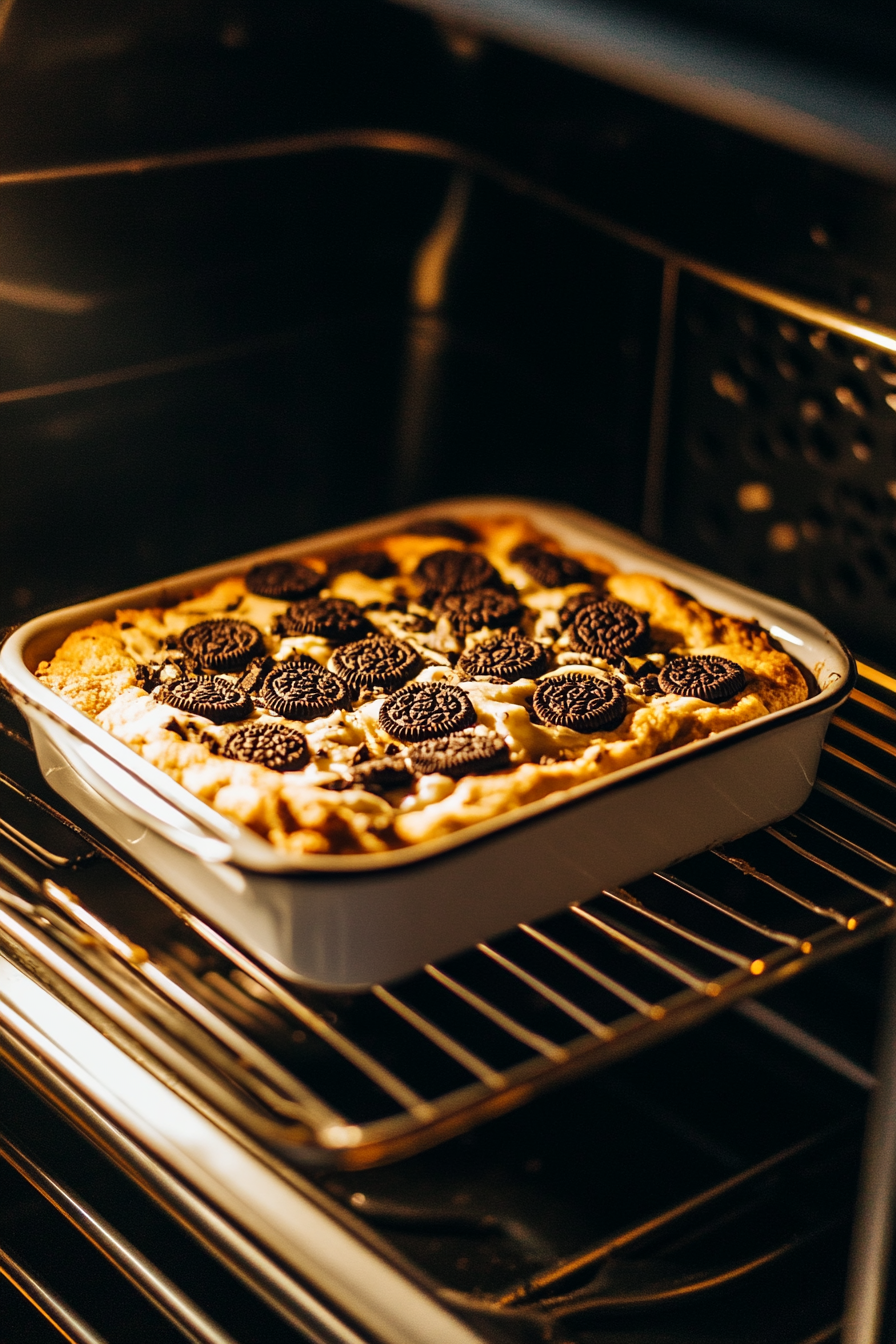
[0,0,895,669]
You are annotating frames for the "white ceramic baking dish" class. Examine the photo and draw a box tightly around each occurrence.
[0,498,854,988]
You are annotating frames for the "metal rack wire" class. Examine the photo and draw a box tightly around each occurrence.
[0,661,893,1171]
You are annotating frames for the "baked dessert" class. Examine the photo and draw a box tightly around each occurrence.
[36,515,808,857]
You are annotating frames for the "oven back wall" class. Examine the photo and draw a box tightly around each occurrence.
[0,0,659,629]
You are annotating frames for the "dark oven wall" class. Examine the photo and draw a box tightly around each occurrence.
[1,0,895,667]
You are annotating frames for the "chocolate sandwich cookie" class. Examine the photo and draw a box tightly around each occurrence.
[327,550,396,580]
[657,655,746,703]
[262,658,351,720]
[566,598,650,660]
[533,672,627,733]
[222,721,310,771]
[409,728,510,778]
[180,619,266,672]
[349,757,415,795]
[433,588,524,634]
[458,634,548,681]
[159,677,253,724]
[414,548,502,596]
[245,559,323,600]
[330,635,421,694]
[405,518,479,543]
[379,682,477,742]
[274,597,372,644]
[510,542,591,588]
[558,589,601,628]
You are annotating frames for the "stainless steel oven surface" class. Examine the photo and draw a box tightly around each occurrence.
[1,2,896,1342]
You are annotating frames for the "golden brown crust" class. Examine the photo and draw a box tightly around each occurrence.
[37,625,136,717]
[605,573,806,714]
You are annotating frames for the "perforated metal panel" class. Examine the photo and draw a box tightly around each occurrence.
[665,273,896,664]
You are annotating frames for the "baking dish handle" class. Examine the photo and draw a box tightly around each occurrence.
[62,736,234,865]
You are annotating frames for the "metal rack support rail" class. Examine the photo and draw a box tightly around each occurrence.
[0,952,483,1344]
[0,1238,110,1344]
[0,1125,242,1344]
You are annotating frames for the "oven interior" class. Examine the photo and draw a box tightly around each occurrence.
[2,2,896,1342]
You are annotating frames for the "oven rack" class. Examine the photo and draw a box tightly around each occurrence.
[0,662,893,1172]
[0,940,862,1344]
[436,1115,864,1325]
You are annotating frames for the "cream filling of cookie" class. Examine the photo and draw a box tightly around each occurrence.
[36,526,808,856]
[275,635,335,665]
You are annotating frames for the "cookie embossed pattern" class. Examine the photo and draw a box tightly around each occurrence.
[0,500,853,986]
